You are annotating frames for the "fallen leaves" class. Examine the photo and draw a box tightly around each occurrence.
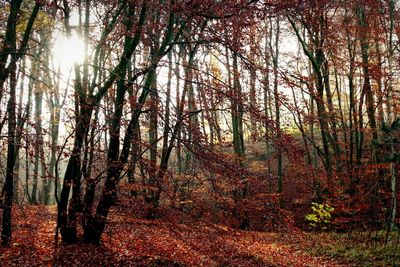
[0,206,347,266]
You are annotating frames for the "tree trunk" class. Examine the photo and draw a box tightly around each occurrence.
[1,0,40,245]
[147,44,160,214]
[269,17,283,206]
[1,64,17,246]
[357,5,378,162]
[231,50,245,158]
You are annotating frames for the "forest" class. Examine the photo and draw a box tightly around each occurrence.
[0,0,399,266]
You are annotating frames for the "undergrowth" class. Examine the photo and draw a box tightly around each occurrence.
[305,230,400,266]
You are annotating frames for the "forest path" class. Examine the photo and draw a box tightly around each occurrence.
[0,206,348,266]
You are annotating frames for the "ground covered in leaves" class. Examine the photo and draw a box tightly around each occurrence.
[304,231,400,266]
[0,206,349,266]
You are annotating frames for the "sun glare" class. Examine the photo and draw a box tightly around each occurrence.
[53,34,85,70]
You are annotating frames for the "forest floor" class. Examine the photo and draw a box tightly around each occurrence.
[0,205,350,266]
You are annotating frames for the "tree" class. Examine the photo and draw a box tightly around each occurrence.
[0,0,41,246]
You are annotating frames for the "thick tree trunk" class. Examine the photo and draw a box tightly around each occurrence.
[83,68,157,243]
[58,105,93,242]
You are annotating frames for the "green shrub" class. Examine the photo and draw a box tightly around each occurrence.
[305,202,334,229]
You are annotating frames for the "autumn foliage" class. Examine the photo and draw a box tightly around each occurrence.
[0,0,400,265]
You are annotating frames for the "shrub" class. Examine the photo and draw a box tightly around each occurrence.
[305,202,334,230]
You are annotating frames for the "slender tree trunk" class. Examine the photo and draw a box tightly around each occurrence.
[357,5,378,163]
[386,0,395,121]
[345,18,358,192]
[183,45,199,173]
[387,0,397,230]
[82,0,175,241]
[32,64,45,204]
[0,0,41,245]
[161,50,173,165]
[1,64,17,245]
[357,77,365,165]
[48,87,62,204]
[249,32,258,140]
[175,48,183,174]
[263,32,272,179]
[288,15,333,181]
[13,59,28,204]
[39,28,54,205]
[231,51,245,158]
[147,44,160,214]
[269,17,283,206]
[323,59,341,172]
